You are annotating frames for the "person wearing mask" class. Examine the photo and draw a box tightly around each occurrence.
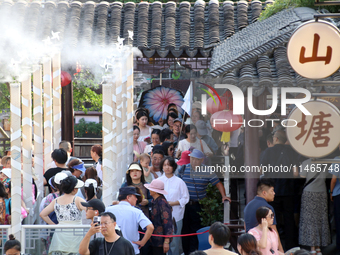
[144,179,173,255]
[40,176,86,255]
[237,233,261,255]
[79,212,135,255]
[158,157,189,255]
[105,187,154,255]
[248,207,283,255]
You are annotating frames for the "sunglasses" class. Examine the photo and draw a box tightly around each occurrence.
[169,148,174,151]
[267,213,274,219]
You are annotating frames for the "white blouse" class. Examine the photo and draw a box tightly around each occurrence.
[158,174,189,222]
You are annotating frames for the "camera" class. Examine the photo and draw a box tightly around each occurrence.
[270,248,275,254]
[93,216,101,226]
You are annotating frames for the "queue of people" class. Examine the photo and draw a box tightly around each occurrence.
[1,104,338,255]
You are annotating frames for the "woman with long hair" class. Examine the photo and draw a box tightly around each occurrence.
[238,233,262,255]
[121,162,152,218]
[248,207,283,255]
[133,125,147,161]
[136,108,152,143]
[40,176,86,255]
[158,157,189,255]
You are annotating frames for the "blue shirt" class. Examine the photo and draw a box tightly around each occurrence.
[244,196,277,232]
[329,156,340,196]
[106,201,152,254]
[179,164,220,201]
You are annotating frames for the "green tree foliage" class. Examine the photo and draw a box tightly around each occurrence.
[259,0,340,20]
[74,118,102,137]
[0,83,10,114]
[73,70,102,114]
[198,183,224,226]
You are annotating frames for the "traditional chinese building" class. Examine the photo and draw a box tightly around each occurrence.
[209,6,340,200]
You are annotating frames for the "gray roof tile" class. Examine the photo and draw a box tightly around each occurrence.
[0,0,269,58]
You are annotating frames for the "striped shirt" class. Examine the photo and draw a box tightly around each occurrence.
[180,164,220,201]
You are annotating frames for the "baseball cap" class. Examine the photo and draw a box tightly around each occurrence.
[54,172,68,184]
[81,199,105,213]
[189,149,205,159]
[174,118,182,124]
[195,120,208,136]
[119,186,141,197]
[84,178,98,188]
[1,168,11,179]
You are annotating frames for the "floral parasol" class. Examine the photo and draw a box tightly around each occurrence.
[138,86,185,122]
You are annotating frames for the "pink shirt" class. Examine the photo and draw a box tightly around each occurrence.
[248,227,279,255]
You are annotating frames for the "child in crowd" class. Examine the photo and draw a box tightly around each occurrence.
[140,153,152,183]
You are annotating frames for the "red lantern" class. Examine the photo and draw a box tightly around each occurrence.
[210,110,243,132]
[207,96,232,114]
[61,71,72,87]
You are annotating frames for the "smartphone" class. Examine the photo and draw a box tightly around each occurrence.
[93,216,101,226]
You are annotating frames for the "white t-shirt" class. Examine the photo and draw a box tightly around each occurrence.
[178,139,212,154]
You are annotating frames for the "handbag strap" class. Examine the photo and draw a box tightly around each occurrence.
[199,139,204,153]
[303,171,322,190]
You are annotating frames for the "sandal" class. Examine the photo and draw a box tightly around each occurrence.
[316,248,322,255]
[310,251,316,255]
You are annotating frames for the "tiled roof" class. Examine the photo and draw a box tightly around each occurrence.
[209,7,340,93]
[210,7,318,76]
[216,45,340,94]
[0,0,274,58]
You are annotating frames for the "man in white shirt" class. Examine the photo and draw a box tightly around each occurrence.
[105,187,154,255]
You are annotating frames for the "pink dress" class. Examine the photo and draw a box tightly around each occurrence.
[249,227,279,255]
[133,141,147,160]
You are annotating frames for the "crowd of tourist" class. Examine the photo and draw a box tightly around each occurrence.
[0,104,339,255]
